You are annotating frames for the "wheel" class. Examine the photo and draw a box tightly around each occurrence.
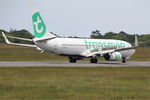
[69,57,77,63]
[90,58,98,63]
[122,58,126,63]
[69,58,76,63]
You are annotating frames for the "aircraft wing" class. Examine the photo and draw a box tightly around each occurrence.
[86,48,116,57]
[115,46,138,52]
[86,46,136,58]
[1,32,37,48]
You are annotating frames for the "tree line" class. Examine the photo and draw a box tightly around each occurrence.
[90,30,150,47]
[0,29,150,47]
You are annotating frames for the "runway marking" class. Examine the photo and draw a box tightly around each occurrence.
[0,61,150,67]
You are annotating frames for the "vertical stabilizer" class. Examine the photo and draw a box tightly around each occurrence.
[32,4,57,41]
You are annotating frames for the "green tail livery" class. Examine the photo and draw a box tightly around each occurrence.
[32,12,46,38]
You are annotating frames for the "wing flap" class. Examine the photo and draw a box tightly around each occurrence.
[86,49,115,57]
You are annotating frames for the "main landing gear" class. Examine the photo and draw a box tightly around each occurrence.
[90,58,98,63]
[69,56,77,63]
[68,56,77,63]
[69,56,98,63]
[122,57,126,63]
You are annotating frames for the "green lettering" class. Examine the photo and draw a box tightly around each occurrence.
[103,42,108,48]
[89,42,93,49]
[84,40,89,49]
[108,42,113,47]
[98,42,103,49]
[93,42,98,49]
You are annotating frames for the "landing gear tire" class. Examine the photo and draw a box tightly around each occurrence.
[69,57,77,63]
[122,58,126,63]
[90,58,98,63]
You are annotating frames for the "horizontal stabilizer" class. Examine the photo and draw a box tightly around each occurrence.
[6,36,33,41]
[1,32,37,48]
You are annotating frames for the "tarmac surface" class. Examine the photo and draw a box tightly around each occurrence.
[0,61,150,67]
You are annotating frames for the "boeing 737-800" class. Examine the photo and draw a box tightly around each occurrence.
[1,4,138,63]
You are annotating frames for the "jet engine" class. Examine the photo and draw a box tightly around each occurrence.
[104,52,122,61]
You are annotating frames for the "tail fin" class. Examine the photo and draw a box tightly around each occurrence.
[32,4,57,41]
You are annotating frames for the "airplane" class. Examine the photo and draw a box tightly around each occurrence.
[1,4,138,63]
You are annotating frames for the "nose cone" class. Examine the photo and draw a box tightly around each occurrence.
[131,48,136,56]
[127,41,132,47]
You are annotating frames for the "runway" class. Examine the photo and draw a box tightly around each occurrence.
[0,61,150,67]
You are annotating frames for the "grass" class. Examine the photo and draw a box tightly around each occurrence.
[0,44,150,61]
[131,47,150,61]
[0,44,150,100]
[0,44,67,61]
[0,67,150,100]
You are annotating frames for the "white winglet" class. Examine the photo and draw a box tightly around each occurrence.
[2,32,11,44]
[135,34,138,47]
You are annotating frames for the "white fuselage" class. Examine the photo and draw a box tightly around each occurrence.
[35,38,135,58]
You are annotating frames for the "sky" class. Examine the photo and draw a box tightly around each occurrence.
[0,0,150,37]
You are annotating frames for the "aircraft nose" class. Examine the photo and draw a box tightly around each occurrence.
[128,42,136,55]
[131,49,136,56]
[128,42,132,47]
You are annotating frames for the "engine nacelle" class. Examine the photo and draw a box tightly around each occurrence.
[104,52,122,61]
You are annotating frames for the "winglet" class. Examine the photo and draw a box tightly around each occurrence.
[135,34,138,47]
[1,32,11,44]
